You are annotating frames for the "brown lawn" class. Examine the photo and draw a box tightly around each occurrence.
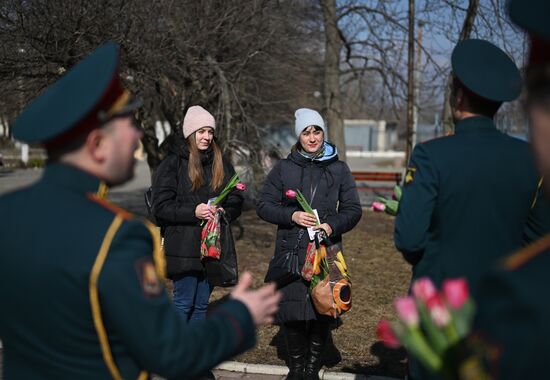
[207,210,412,378]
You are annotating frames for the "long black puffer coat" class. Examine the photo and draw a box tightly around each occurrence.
[256,143,362,323]
[152,134,243,279]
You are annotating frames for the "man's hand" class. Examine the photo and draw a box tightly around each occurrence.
[231,272,281,326]
[292,211,318,227]
[195,203,216,220]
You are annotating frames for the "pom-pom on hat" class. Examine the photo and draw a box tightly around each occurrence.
[294,108,326,138]
[182,105,216,138]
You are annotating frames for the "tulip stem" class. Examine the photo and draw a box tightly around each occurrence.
[404,327,442,371]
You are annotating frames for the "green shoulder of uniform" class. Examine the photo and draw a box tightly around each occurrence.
[87,193,134,220]
[502,234,550,271]
[87,193,166,279]
[421,132,454,145]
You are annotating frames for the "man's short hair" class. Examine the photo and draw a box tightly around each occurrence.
[452,77,503,118]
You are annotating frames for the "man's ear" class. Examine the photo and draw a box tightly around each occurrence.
[85,129,107,163]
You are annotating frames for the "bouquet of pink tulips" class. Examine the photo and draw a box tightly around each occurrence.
[285,188,352,318]
[285,188,325,282]
[209,173,245,206]
[371,185,401,216]
[377,277,475,376]
[285,189,319,224]
[200,173,245,226]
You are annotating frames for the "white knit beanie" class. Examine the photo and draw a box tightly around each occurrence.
[182,105,216,138]
[294,108,326,137]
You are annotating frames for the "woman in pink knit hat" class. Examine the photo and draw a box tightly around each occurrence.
[151,106,243,328]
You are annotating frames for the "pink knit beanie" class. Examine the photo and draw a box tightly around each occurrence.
[182,105,216,138]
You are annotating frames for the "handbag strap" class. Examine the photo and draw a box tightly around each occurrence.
[292,229,305,252]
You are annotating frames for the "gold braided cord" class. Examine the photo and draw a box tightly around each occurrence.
[143,220,166,279]
[531,177,544,209]
[503,233,550,270]
[89,214,149,380]
[106,89,131,119]
[96,182,109,199]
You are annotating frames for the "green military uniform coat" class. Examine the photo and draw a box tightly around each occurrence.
[0,163,255,379]
[395,116,549,292]
[470,236,550,379]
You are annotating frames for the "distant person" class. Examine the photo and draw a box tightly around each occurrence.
[394,39,550,379]
[466,1,550,378]
[151,105,243,322]
[0,42,280,380]
[257,108,361,380]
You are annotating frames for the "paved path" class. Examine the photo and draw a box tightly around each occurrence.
[214,370,285,379]
[0,159,152,196]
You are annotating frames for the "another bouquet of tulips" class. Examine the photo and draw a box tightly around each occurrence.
[200,174,246,259]
[201,173,245,227]
[377,277,475,377]
[284,189,319,224]
[371,185,401,216]
[208,173,245,206]
[285,188,352,317]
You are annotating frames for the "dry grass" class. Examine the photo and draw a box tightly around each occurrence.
[208,210,411,378]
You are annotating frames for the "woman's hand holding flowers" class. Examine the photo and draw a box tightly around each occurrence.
[195,203,216,221]
[292,211,318,227]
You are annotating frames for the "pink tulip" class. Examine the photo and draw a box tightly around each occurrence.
[236,183,246,191]
[426,294,451,327]
[371,201,386,212]
[442,278,469,309]
[376,320,401,348]
[412,277,437,303]
[285,189,297,199]
[394,297,419,327]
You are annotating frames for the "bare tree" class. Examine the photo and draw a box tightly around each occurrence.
[440,0,480,134]
[405,0,416,163]
[0,0,321,185]
[320,0,346,161]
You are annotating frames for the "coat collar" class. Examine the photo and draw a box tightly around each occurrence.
[454,116,498,134]
[42,162,103,194]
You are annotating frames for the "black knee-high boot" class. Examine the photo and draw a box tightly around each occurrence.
[304,320,330,380]
[284,321,308,380]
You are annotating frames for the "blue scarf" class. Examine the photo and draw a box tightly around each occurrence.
[298,141,338,162]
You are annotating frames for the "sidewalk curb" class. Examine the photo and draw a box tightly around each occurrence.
[216,361,368,379]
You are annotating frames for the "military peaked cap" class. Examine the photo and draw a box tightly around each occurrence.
[452,39,522,102]
[509,0,550,66]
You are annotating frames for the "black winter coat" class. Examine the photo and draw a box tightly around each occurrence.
[256,146,362,323]
[152,135,243,278]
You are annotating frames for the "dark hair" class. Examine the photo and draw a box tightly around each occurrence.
[451,77,502,118]
[292,125,324,152]
[187,135,224,191]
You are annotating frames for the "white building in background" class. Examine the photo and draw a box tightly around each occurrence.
[344,119,401,159]
[155,121,172,146]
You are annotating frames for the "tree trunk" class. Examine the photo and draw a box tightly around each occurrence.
[441,0,479,134]
[320,0,346,162]
[405,0,415,164]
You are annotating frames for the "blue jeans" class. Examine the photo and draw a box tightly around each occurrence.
[172,272,213,322]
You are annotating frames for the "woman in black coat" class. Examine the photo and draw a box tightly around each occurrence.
[257,108,362,380]
[152,106,243,322]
